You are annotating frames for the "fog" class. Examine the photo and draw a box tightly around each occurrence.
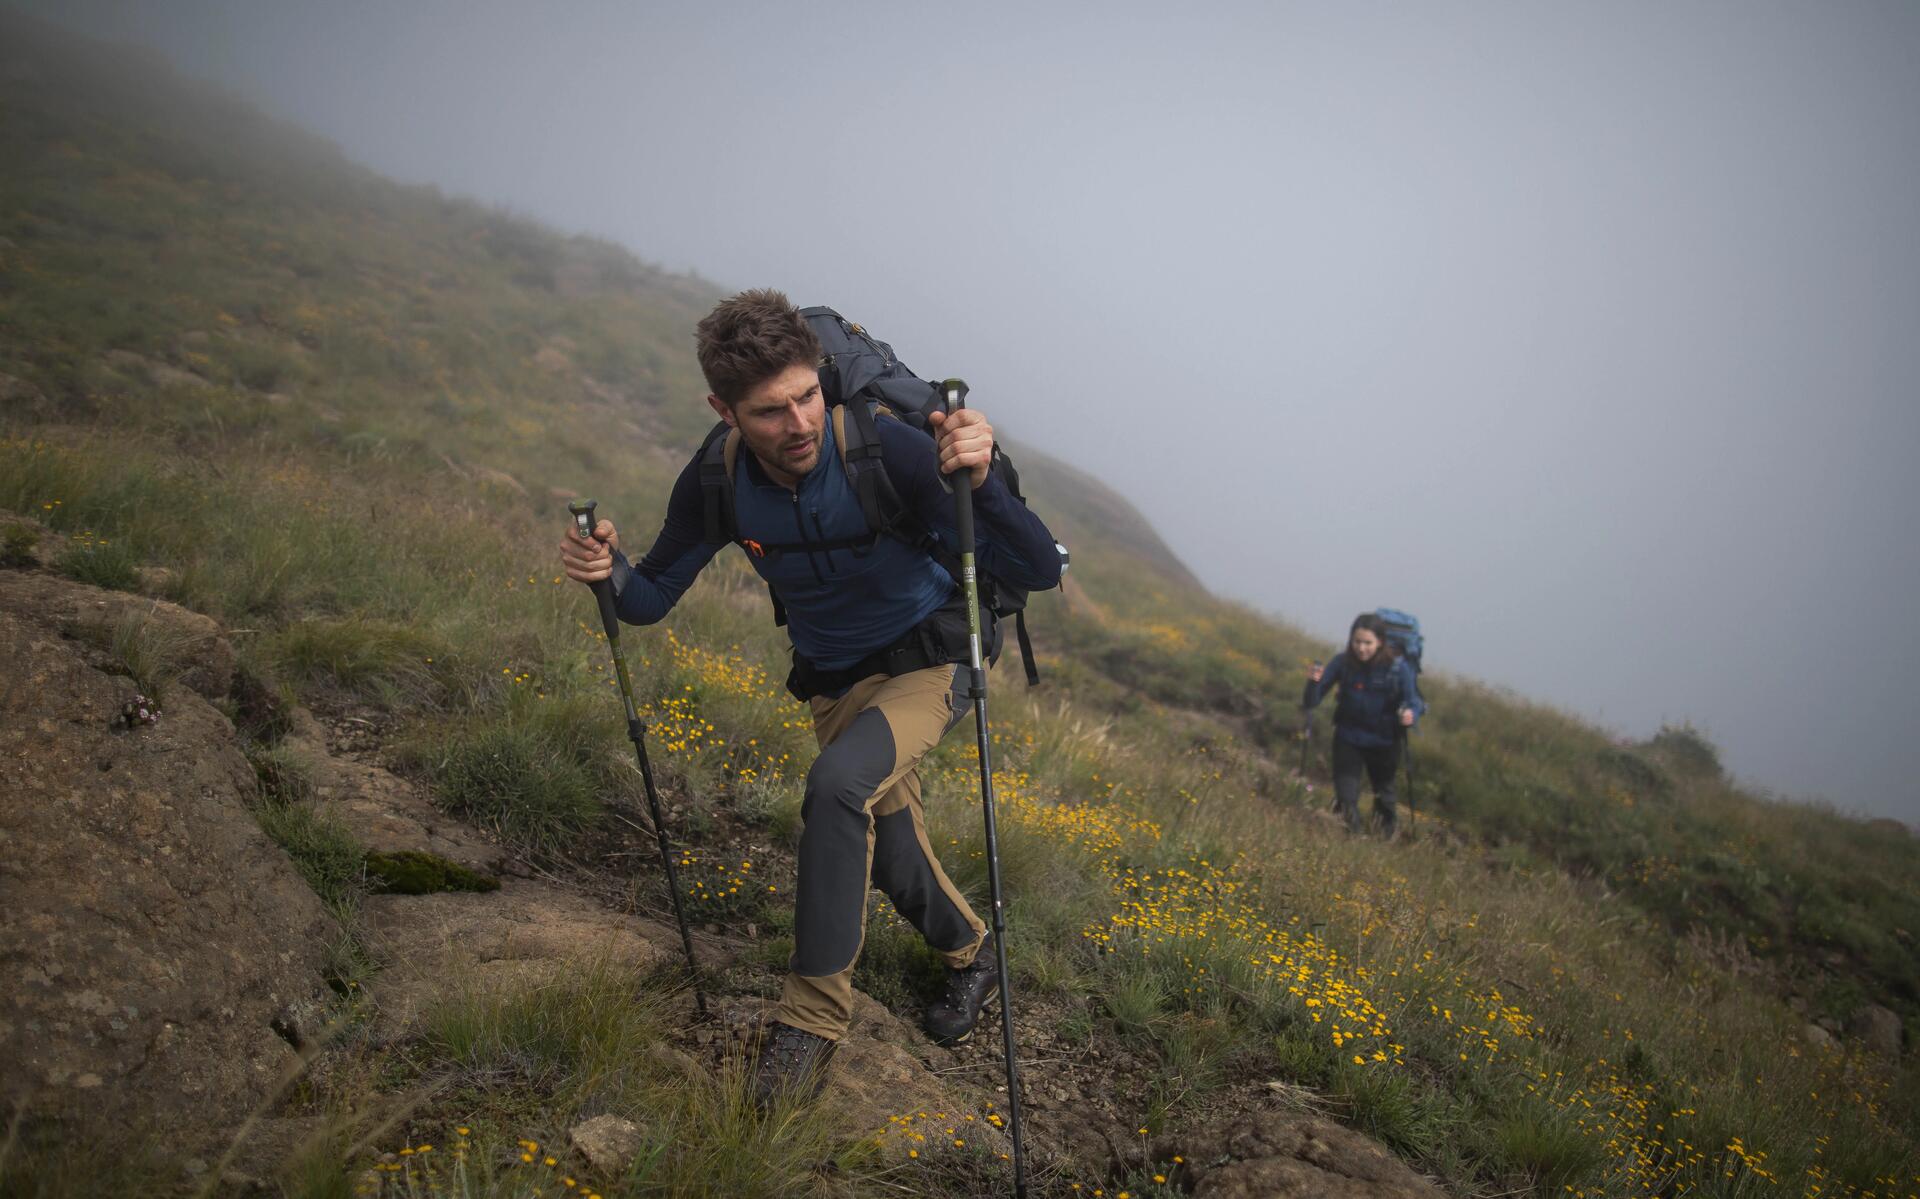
[34,0,1920,821]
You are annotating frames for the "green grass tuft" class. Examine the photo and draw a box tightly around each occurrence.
[265,618,447,707]
[254,799,365,916]
[53,536,138,591]
[426,719,602,858]
[1,522,41,567]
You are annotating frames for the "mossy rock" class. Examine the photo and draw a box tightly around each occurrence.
[364,849,499,895]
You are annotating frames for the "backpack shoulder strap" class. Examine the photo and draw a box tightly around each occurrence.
[698,421,740,545]
[699,421,790,626]
[831,401,903,535]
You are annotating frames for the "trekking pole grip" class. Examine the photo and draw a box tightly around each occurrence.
[939,378,975,542]
[568,498,622,638]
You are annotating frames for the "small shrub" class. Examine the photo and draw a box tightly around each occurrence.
[230,659,295,743]
[1333,1059,1454,1162]
[421,957,667,1095]
[1490,1108,1605,1192]
[251,742,317,806]
[429,721,601,857]
[254,799,365,916]
[107,610,187,702]
[1645,722,1724,780]
[54,536,138,591]
[1269,1028,1333,1087]
[1104,965,1170,1041]
[1056,1005,1095,1046]
[1,522,41,567]
[264,618,444,708]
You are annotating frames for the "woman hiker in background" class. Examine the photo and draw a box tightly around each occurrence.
[1302,613,1425,839]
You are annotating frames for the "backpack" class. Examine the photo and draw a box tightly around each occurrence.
[1374,608,1423,674]
[698,306,1062,685]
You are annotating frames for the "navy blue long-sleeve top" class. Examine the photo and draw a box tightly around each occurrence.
[609,414,1061,671]
[1301,651,1426,749]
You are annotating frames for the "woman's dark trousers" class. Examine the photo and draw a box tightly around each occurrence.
[1332,736,1402,837]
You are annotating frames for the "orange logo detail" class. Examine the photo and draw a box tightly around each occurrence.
[742,539,766,558]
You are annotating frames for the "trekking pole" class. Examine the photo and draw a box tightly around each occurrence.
[939,379,1029,1199]
[1400,725,1417,837]
[1298,661,1318,776]
[568,499,707,1019]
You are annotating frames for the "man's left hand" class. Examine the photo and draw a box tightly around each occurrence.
[927,407,994,489]
[1399,707,1416,727]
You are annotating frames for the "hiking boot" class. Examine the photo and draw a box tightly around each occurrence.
[751,1021,838,1110]
[925,932,1001,1046]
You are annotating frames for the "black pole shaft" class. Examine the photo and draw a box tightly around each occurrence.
[942,381,1028,1199]
[571,501,706,1018]
[1402,729,1417,835]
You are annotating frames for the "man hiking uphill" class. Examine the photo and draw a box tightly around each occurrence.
[558,290,1063,1107]
[1302,612,1425,839]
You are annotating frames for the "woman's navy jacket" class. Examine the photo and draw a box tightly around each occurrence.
[1302,651,1426,749]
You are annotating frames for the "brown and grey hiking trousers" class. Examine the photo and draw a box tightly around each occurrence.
[774,663,986,1041]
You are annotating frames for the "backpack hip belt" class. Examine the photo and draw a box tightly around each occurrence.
[784,594,996,701]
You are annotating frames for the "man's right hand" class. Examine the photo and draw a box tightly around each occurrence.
[560,519,619,584]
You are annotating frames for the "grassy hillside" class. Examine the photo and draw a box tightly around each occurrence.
[2,12,1916,1198]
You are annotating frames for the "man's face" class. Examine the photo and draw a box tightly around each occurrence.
[712,363,826,486]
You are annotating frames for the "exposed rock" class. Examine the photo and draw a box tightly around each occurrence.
[570,1114,645,1173]
[1848,1003,1902,1059]
[1170,1109,1445,1198]
[0,570,234,699]
[470,465,528,496]
[0,587,332,1146]
[578,375,628,406]
[1803,1023,1837,1050]
[281,709,497,868]
[358,882,677,1038]
[532,345,573,373]
[647,1041,700,1074]
[823,992,990,1162]
[0,368,46,406]
[133,564,176,596]
[101,348,208,391]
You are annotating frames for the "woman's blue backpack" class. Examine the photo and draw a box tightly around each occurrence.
[1375,608,1424,674]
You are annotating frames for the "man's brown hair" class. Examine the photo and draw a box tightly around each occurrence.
[695,289,821,407]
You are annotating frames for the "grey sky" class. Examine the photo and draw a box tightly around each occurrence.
[35,0,1920,820]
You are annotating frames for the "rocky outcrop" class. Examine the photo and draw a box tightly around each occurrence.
[0,570,234,699]
[281,708,496,872]
[1848,1002,1903,1059]
[357,881,676,1039]
[826,992,981,1158]
[569,1114,645,1173]
[1171,1109,1446,1198]
[0,581,332,1143]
